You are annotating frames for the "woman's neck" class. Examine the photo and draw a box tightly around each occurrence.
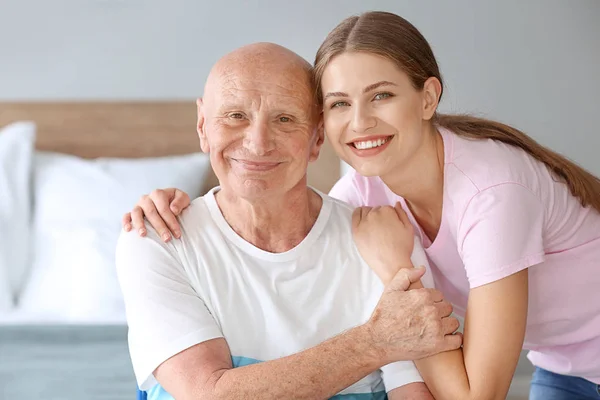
[381,125,445,241]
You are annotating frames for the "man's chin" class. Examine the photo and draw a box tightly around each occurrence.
[220,179,280,200]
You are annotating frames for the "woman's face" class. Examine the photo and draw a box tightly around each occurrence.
[321,51,436,178]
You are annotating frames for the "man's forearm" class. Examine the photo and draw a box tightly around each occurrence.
[206,325,383,400]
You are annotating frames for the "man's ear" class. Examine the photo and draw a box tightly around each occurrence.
[309,112,325,163]
[197,98,209,153]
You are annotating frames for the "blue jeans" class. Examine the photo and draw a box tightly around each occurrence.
[530,367,600,399]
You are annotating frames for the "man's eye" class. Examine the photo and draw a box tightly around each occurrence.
[229,113,244,119]
[373,92,393,101]
[279,116,291,123]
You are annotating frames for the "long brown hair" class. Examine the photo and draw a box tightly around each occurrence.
[314,11,600,212]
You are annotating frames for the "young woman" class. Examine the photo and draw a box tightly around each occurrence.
[123,11,600,400]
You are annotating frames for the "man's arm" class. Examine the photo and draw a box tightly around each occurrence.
[156,329,382,400]
[117,225,460,399]
[154,268,459,400]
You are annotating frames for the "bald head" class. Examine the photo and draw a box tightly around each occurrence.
[203,43,315,108]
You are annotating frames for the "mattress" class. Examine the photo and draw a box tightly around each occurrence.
[0,324,535,399]
[0,324,135,400]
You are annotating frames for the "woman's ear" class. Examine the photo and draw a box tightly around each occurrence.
[197,98,209,153]
[422,77,442,120]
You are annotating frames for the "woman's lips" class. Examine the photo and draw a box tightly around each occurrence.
[347,135,393,157]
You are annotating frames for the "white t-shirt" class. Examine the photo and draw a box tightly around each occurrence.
[116,187,433,399]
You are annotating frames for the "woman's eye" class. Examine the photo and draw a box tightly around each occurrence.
[331,101,349,108]
[229,113,244,119]
[279,116,291,123]
[373,92,392,101]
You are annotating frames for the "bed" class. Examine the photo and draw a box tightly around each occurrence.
[0,101,341,400]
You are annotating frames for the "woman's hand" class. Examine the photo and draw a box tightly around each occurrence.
[352,202,415,285]
[122,188,191,242]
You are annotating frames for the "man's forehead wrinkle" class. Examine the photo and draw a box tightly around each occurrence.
[220,88,310,108]
[216,75,312,101]
[203,43,316,115]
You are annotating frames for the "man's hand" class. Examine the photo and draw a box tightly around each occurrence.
[352,203,415,284]
[365,267,462,363]
[122,188,191,242]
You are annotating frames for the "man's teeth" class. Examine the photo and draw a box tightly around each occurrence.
[354,137,390,150]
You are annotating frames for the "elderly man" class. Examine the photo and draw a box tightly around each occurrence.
[116,43,460,400]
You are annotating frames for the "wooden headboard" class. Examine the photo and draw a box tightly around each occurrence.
[0,102,340,193]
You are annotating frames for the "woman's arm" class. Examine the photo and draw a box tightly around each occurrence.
[388,382,434,400]
[375,265,527,400]
[413,270,528,400]
[410,184,545,400]
[352,197,534,400]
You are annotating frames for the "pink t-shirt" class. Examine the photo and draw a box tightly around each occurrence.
[330,127,600,383]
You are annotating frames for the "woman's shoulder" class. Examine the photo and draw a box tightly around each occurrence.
[329,170,396,207]
[443,129,550,193]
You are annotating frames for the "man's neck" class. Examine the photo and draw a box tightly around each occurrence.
[215,183,322,253]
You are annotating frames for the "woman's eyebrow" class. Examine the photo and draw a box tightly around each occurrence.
[362,81,397,93]
[324,81,397,100]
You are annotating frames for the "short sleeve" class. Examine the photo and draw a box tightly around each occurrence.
[116,228,223,390]
[411,235,435,289]
[329,171,364,207]
[381,361,423,392]
[457,183,546,288]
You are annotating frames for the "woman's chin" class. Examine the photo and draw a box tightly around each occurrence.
[350,162,391,178]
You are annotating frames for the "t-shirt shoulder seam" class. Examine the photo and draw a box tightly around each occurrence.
[447,161,481,192]
[135,221,190,276]
[457,181,543,235]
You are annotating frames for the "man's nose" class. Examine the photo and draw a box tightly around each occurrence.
[350,105,377,133]
[243,119,275,155]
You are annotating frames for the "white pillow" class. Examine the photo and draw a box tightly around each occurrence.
[0,122,36,313]
[17,151,211,323]
[0,267,11,315]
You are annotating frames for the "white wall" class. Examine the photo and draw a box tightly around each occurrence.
[2,0,599,174]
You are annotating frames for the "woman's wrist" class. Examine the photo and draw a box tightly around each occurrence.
[377,258,414,285]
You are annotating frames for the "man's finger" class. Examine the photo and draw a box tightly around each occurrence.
[427,288,445,303]
[442,332,463,352]
[434,300,454,319]
[131,206,146,237]
[122,213,132,231]
[388,266,426,291]
[441,316,461,335]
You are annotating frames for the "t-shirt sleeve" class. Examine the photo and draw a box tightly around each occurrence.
[457,183,546,288]
[115,228,223,390]
[380,361,423,392]
[328,171,364,207]
[410,235,435,289]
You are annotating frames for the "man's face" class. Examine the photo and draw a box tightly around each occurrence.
[198,64,323,200]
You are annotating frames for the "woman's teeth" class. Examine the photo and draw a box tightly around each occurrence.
[353,137,390,150]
